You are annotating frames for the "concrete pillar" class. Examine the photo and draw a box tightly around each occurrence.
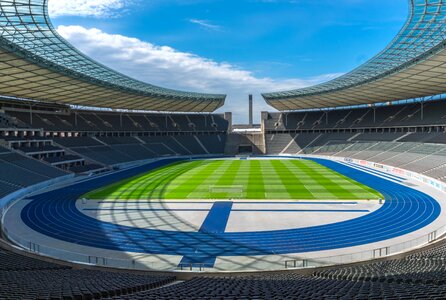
[249,94,253,127]
[224,112,232,132]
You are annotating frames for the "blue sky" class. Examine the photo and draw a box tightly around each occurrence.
[49,0,408,123]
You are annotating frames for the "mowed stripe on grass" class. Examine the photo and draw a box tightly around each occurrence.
[85,159,383,200]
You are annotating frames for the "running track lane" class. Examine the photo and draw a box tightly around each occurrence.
[19,157,441,265]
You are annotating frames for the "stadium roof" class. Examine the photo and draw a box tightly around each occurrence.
[0,0,226,112]
[263,0,446,111]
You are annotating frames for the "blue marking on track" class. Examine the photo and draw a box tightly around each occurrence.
[179,201,233,267]
[199,202,233,234]
[19,156,442,268]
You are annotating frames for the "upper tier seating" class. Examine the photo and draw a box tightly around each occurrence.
[0,112,28,129]
[8,111,229,133]
[2,110,229,167]
[264,100,446,131]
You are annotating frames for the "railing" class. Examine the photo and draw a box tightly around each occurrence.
[177,263,208,272]
[4,228,179,271]
[3,222,446,273]
[284,226,446,269]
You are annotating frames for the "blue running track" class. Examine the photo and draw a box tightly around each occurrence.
[20,157,441,267]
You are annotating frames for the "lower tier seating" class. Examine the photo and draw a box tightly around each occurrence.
[63,134,226,166]
[0,246,175,300]
[266,132,446,182]
[0,269,174,300]
[3,236,446,299]
[105,273,446,300]
[0,147,68,198]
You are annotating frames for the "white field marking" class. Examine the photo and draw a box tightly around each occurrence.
[186,160,234,199]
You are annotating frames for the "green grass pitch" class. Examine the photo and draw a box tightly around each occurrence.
[85,159,383,200]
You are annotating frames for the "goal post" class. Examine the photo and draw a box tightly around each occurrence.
[208,185,244,199]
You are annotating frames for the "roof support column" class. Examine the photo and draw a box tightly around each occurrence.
[421,101,424,121]
[29,105,33,126]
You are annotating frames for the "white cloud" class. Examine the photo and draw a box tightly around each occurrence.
[49,0,128,18]
[189,19,223,31]
[56,25,341,123]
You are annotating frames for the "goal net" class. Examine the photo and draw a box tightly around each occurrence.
[208,186,244,199]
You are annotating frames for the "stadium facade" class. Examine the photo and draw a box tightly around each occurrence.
[1,0,446,299]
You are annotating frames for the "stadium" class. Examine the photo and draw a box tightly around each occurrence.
[1,0,446,299]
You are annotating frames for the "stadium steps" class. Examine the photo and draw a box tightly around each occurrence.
[137,143,160,157]
[8,146,71,175]
[379,143,423,165]
[394,132,413,142]
[168,115,181,131]
[280,134,301,155]
[297,133,323,154]
[423,163,446,175]
[55,143,107,168]
[53,141,107,173]
[171,136,193,155]
[193,135,210,154]
[145,141,177,156]
[333,110,353,129]
[309,140,332,155]
[185,115,196,131]
[210,114,220,131]
[348,109,372,128]
[0,111,29,128]
[347,133,362,141]
[345,142,381,159]
[399,147,446,169]
[265,134,297,154]
[91,136,109,146]
[362,143,405,162]
[134,136,147,144]
[295,113,307,129]
[331,142,360,157]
